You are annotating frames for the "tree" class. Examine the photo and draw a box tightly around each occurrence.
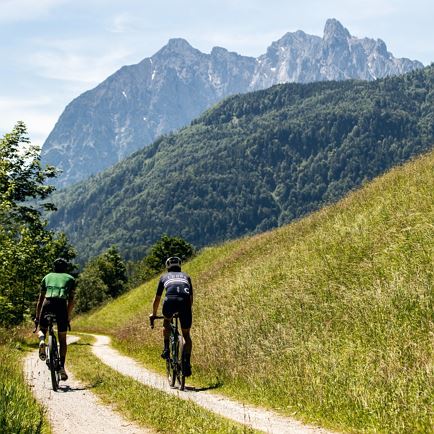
[75,246,127,313]
[0,122,76,326]
[94,246,127,298]
[127,235,195,287]
[144,234,195,271]
[75,266,109,313]
[0,122,57,226]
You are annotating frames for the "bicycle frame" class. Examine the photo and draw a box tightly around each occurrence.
[150,314,185,390]
[44,313,61,391]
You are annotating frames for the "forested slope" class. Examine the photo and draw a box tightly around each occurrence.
[50,65,434,261]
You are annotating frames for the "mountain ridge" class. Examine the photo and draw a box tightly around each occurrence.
[42,19,424,187]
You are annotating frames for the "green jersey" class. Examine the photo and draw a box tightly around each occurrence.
[42,272,75,300]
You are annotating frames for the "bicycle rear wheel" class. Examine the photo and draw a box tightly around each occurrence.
[176,335,185,391]
[167,334,177,387]
[166,359,176,387]
[48,335,59,391]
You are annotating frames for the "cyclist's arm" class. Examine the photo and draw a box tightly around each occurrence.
[188,277,193,306]
[152,278,164,316]
[67,282,75,322]
[152,295,161,316]
[35,283,46,320]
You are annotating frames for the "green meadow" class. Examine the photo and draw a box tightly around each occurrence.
[75,149,433,433]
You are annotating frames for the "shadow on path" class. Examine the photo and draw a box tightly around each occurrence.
[186,381,223,392]
[57,384,94,393]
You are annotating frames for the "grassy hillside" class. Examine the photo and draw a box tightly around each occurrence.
[76,150,433,433]
[50,66,434,262]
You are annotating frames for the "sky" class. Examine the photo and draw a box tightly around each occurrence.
[1,0,433,148]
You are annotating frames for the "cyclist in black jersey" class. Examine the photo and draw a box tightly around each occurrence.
[150,256,193,377]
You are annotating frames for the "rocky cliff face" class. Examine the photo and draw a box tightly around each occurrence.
[42,19,423,188]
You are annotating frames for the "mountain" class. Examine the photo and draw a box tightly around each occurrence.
[48,66,434,262]
[75,149,434,434]
[41,19,424,188]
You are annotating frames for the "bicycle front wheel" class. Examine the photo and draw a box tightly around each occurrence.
[48,335,59,391]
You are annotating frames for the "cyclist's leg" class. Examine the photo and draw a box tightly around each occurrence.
[38,300,49,360]
[181,328,192,376]
[161,318,172,358]
[180,301,193,376]
[58,332,67,365]
[57,331,68,380]
[162,297,176,358]
[38,299,49,338]
[181,328,192,357]
[56,300,69,380]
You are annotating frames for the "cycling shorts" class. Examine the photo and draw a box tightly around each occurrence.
[162,296,192,329]
[39,298,68,332]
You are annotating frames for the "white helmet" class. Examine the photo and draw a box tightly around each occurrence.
[165,256,181,270]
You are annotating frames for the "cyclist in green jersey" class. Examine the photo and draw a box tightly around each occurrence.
[34,258,75,381]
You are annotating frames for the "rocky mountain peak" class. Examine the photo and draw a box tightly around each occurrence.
[42,19,424,188]
[323,18,351,41]
[374,39,389,56]
[211,46,229,57]
[155,38,198,57]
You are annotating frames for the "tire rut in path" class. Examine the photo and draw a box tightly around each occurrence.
[23,336,152,434]
[91,334,335,434]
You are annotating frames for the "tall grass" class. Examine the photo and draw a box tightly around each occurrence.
[0,329,50,434]
[76,150,434,433]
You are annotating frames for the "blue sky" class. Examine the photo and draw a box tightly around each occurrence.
[1,0,433,147]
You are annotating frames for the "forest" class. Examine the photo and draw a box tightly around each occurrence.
[49,65,434,261]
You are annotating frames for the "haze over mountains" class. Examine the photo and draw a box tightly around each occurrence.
[41,19,424,187]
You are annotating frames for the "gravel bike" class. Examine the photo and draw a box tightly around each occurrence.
[150,314,185,391]
[34,313,62,391]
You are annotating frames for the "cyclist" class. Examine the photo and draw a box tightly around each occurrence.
[150,256,193,376]
[34,258,75,381]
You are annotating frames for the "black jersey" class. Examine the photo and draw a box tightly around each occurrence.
[156,271,193,298]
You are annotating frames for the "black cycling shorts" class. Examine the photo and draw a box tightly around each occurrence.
[162,296,192,329]
[39,298,68,332]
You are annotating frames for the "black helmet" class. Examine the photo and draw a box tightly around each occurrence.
[165,256,181,270]
[53,258,68,273]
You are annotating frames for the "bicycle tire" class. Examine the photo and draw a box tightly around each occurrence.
[166,358,176,387]
[177,335,185,391]
[167,335,177,387]
[48,335,59,391]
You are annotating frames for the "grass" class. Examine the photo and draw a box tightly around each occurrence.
[75,150,434,433]
[68,334,256,433]
[0,327,51,434]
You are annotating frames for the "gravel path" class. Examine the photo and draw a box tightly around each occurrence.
[91,334,334,434]
[23,336,152,434]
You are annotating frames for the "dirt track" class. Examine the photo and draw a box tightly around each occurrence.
[91,334,333,434]
[23,336,152,434]
[24,334,334,433]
